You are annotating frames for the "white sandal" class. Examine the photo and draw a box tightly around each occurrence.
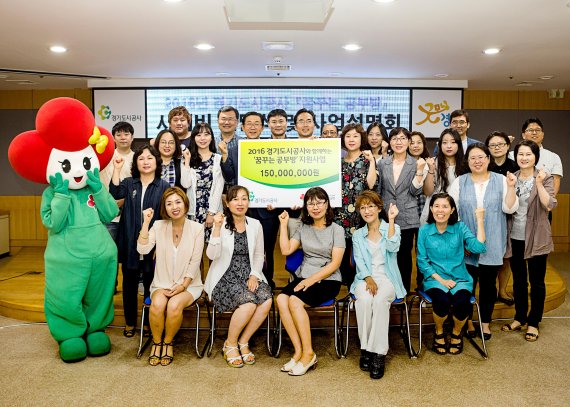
[223,342,244,368]
[280,358,298,372]
[238,342,255,365]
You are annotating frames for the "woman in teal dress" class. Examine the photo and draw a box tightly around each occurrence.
[416,192,486,355]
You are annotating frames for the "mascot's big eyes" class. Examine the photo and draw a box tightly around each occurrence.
[60,159,71,173]
[83,157,92,170]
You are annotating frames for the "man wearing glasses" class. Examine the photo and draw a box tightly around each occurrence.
[216,106,240,194]
[294,108,317,139]
[434,109,478,155]
[321,123,339,138]
[220,111,264,186]
[514,118,563,195]
[216,105,240,153]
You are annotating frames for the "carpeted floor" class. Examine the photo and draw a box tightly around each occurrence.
[1,252,569,407]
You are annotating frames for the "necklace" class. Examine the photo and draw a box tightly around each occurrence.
[173,221,184,244]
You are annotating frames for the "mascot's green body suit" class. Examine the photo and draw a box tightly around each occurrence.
[8,97,119,362]
[41,179,118,361]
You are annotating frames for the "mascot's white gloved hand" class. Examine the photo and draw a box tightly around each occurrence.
[49,172,70,196]
[86,168,103,193]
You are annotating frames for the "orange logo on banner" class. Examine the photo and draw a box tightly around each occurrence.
[415,100,450,125]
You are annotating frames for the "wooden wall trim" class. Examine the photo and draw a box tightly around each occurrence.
[464,90,570,110]
[0,89,93,110]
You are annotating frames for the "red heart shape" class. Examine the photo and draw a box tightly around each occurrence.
[87,194,95,208]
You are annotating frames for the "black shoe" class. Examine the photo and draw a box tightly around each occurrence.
[483,332,492,341]
[465,324,476,339]
[359,350,371,371]
[370,353,385,380]
[496,296,515,306]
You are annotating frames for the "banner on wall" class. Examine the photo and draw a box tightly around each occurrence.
[146,88,411,138]
[237,138,342,208]
[411,89,463,139]
[93,89,146,138]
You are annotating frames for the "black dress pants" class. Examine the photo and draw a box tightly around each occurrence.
[509,239,547,328]
[466,263,500,323]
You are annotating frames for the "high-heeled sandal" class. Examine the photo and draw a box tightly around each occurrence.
[123,326,136,338]
[160,342,174,366]
[288,354,317,376]
[280,358,299,372]
[148,341,162,366]
[223,342,244,368]
[432,332,447,355]
[448,333,463,355]
[238,342,255,365]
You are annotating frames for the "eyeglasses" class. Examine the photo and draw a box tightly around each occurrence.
[219,117,236,123]
[306,200,326,208]
[322,130,338,135]
[391,136,408,143]
[524,128,543,134]
[468,155,488,162]
[451,120,468,126]
[297,119,314,125]
[245,122,262,128]
[488,142,507,149]
[359,204,377,212]
[160,141,176,146]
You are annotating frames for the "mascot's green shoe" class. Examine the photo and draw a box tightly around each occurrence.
[59,338,87,363]
[86,331,111,357]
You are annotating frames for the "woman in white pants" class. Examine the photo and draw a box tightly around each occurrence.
[351,191,406,379]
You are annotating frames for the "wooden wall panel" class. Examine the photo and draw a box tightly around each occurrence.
[0,196,38,240]
[32,90,76,108]
[551,194,569,237]
[518,91,570,110]
[0,90,33,109]
[0,89,93,110]
[464,90,519,110]
[74,88,93,109]
[465,90,570,111]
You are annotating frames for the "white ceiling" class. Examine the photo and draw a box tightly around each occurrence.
[1,0,569,90]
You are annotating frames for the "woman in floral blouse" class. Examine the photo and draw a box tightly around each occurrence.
[334,123,377,286]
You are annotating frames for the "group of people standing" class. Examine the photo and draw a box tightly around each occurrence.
[99,105,561,378]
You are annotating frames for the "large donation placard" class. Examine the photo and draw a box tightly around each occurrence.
[238,138,342,208]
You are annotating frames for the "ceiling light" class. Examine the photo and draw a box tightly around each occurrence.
[329,72,343,77]
[434,73,449,78]
[50,45,67,53]
[371,0,396,3]
[343,44,362,51]
[262,42,294,51]
[194,43,214,51]
[163,0,185,3]
[215,72,232,76]
[483,48,501,55]
[539,75,554,80]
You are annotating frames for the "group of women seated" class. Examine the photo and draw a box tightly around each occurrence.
[107,122,556,378]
